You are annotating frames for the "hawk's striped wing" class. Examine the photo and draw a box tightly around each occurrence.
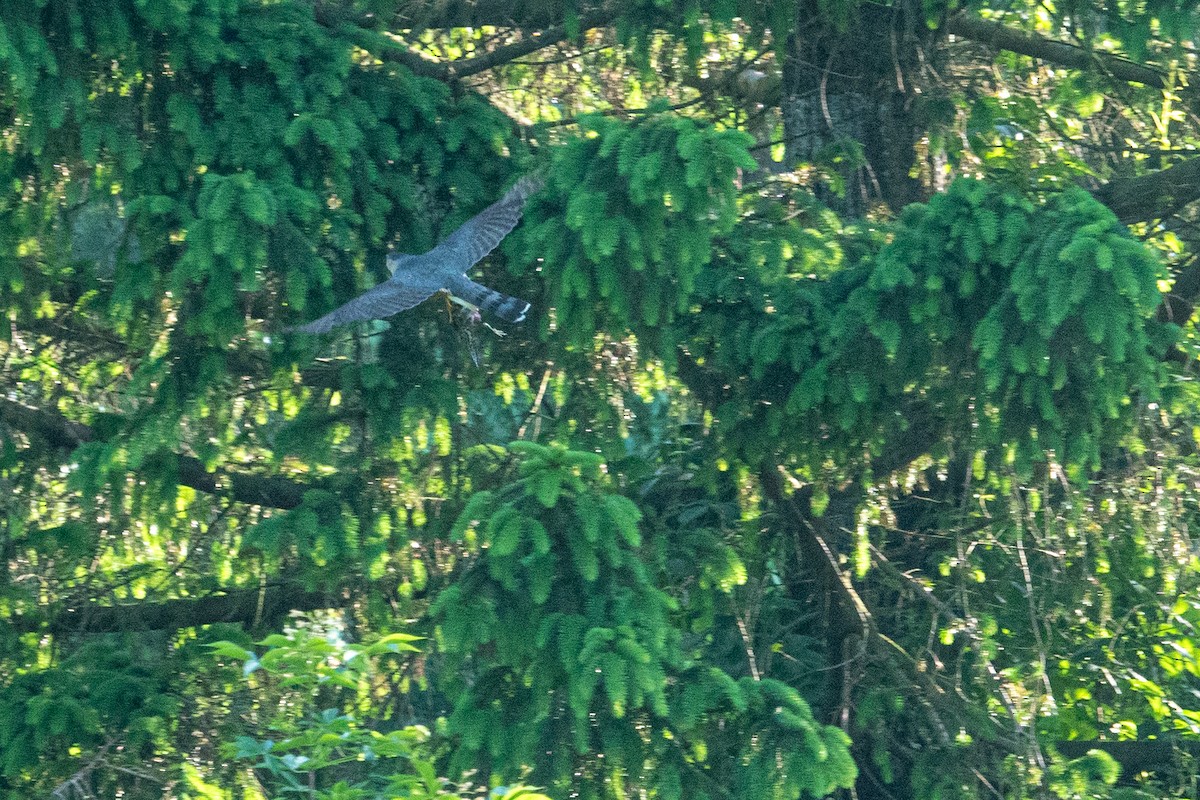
[285,280,438,334]
[286,176,541,334]
[435,176,542,271]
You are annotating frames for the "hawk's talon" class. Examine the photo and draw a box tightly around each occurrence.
[456,304,504,336]
[454,301,482,325]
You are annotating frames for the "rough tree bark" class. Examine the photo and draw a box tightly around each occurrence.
[781,0,938,215]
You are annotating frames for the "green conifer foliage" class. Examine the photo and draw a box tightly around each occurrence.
[3,2,1199,799]
[521,111,755,353]
[684,179,1172,479]
[433,442,856,800]
[0,2,526,792]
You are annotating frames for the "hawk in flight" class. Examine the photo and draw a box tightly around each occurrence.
[287,177,540,334]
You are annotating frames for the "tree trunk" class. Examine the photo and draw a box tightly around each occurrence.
[782,0,938,216]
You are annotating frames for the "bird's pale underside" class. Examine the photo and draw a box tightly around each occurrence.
[286,177,540,334]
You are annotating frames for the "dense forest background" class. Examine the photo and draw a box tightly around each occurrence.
[3,1,1200,798]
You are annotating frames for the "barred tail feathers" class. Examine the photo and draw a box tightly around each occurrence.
[447,275,530,324]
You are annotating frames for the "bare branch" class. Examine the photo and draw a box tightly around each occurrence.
[1092,155,1200,223]
[382,18,609,81]
[17,584,339,634]
[0,398,310,510]
[759,465,875,653]
[315,0,612,82]
[50,738,116,800]
[944,12,1168,88]
[390,0,582,30]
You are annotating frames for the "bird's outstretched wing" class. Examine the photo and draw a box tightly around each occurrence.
[286,176,541,334]
[284,280,438,334]
[436,176,543,271]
